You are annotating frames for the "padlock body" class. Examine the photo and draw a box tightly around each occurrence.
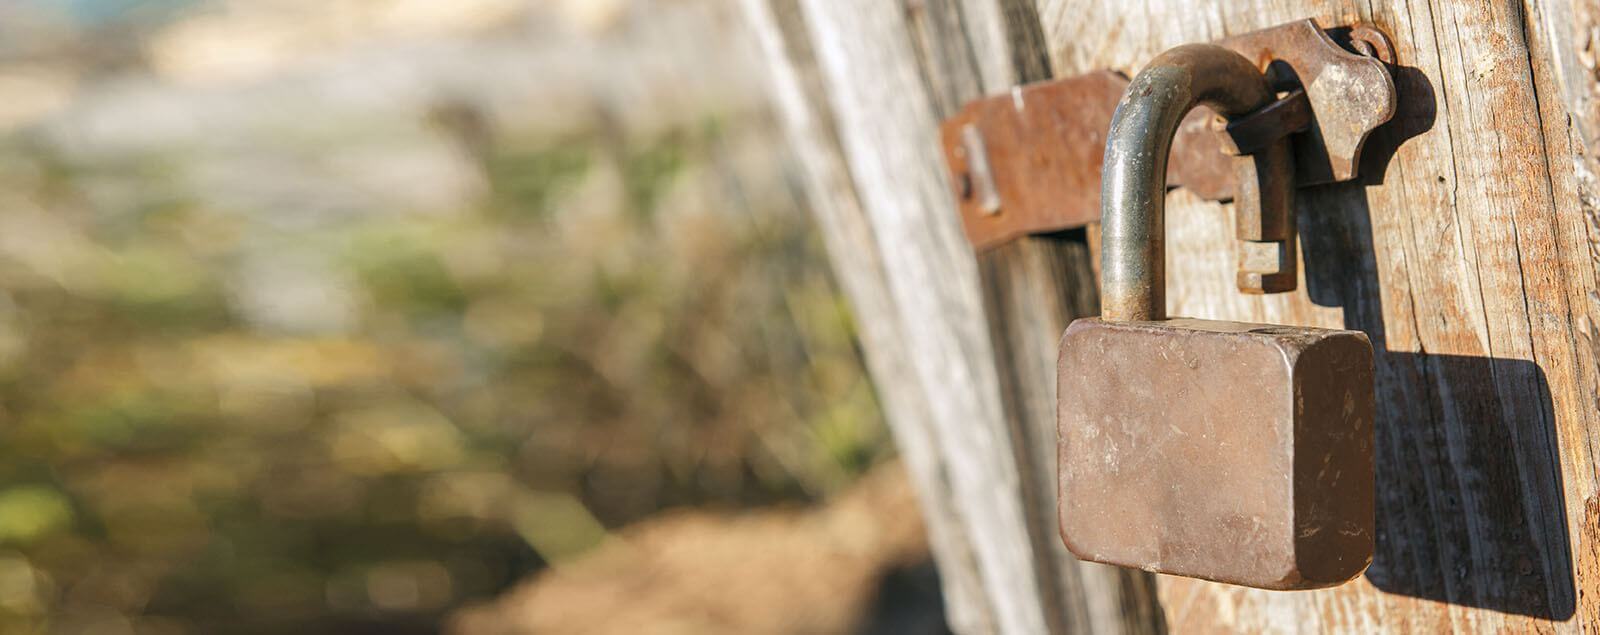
[1057,317,1373,589]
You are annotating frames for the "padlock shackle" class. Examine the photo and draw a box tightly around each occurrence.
[1100,44,1279,321]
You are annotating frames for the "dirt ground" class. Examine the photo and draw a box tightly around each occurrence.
[448,461,948,634]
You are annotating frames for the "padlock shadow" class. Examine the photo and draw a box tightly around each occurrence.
[1288,47,1578,618]
[1297,176,1577,619]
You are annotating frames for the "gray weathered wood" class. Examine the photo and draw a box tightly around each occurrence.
[752,0,1600,632]
[1035,0,1600,631]
[738,1,998,631]
[741,0,1164,632]
[779,0,1049,630]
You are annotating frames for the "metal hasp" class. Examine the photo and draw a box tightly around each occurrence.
[1057,42,1378,590]
[940,18,1396,252]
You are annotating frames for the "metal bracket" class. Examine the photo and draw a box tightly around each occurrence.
[940,18,1397,251]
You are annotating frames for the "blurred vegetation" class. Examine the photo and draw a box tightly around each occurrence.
[0,1,894,633]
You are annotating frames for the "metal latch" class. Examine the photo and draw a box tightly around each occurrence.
[939,19,1396,253]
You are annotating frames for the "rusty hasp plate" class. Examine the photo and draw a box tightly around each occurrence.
[1057,318,1376,589]
[940,71,1127,250]
[1216,18,1396,184]
[941,72,1228,249]
[940,19,1396,252]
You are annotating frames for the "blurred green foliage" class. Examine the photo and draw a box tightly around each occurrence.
[0,109,892,635]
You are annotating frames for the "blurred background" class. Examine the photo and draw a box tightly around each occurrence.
[0,0,941,633]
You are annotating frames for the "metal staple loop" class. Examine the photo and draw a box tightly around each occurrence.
[1217,89,1312,156]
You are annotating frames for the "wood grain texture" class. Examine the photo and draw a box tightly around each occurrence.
[915,2,1166,633]
[743,0,1058,632]
[1515,0,1600,627]
[736,1,998,632]
[1036,0,1600,631]
[743,0,1165,632]
[792,0,1056,628]
[753,0,1600,631]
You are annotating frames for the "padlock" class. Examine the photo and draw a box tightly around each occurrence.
[1056,44,1375,590]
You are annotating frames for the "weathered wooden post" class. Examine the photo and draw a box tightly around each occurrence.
[745,0,1600,632]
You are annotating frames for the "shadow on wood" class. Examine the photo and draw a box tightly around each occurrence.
[1293,50,1576,619]
[1299,179,1576,619]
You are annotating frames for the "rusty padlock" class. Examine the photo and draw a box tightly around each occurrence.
[1057,44,1375,590]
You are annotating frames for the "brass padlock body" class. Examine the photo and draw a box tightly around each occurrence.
[1057,318,1374,589]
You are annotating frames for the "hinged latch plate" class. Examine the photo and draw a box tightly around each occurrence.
[940,19,1396,251]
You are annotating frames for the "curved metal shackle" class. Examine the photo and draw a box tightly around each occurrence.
[1100,44,1286,322]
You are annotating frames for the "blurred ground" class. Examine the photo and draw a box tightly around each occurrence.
[0,0,936,633]
[449,461,944,635]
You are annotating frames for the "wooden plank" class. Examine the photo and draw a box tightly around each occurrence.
[742,0,1165,632]
[742,0,1062,632]
[919,2,1165,633]
[782,0,1054,631]
[1520,0,1600,627]
[1034,0,1600,631]
[756,0,1600,631]
[736,1,999,631]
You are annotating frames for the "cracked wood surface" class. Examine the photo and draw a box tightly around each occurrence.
[750,0,1600,632]
[1038,0,1600,631]
[742,0,1163,632]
